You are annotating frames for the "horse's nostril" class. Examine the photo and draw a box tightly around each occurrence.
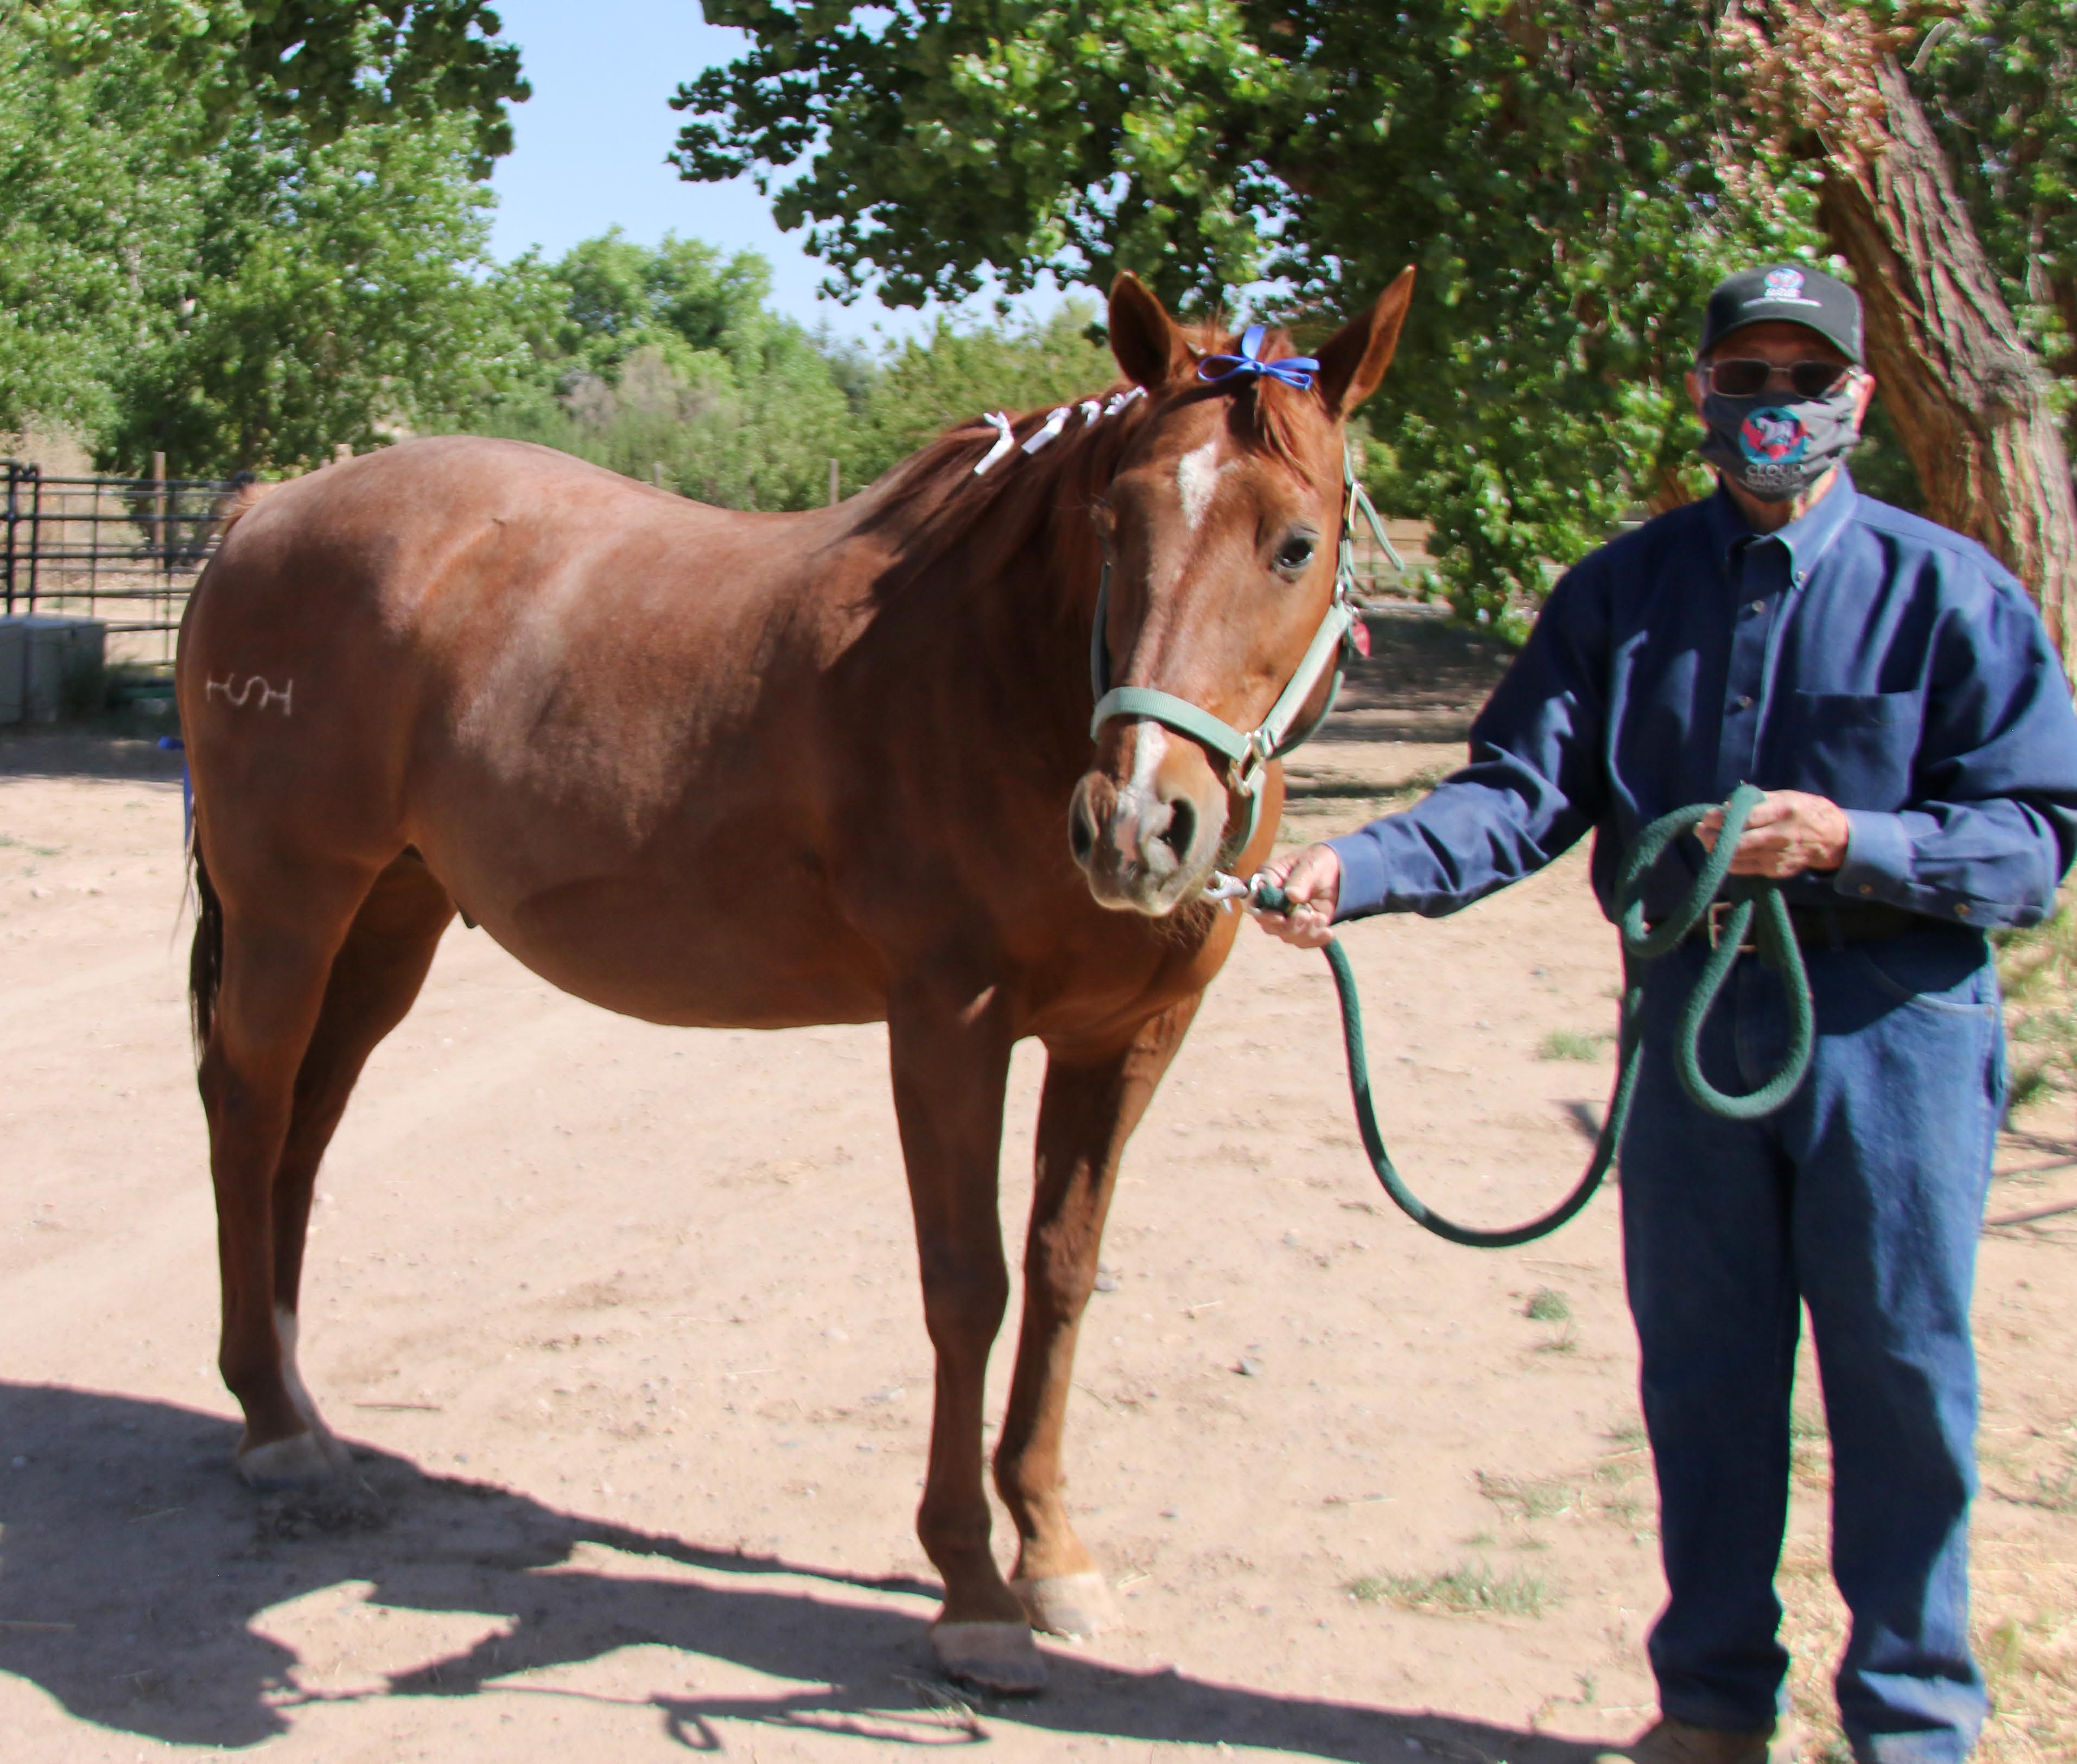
[1157,795,1198,862]
[1069,794,1096,865]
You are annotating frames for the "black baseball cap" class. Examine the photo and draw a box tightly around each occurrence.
[1699,264,1863,364]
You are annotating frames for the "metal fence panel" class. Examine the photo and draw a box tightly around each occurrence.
[2,461,249,671]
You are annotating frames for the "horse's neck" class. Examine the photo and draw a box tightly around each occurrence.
[951,495,1107,769]
[860,424,1120,771]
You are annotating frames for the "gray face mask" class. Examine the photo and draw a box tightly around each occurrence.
[1699,383,1862,502]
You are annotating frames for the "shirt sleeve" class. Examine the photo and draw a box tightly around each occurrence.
[1327,565,1612,921]
[1828,563,2077,929]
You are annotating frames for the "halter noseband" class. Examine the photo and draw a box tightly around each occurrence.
[1088,329,1400,865]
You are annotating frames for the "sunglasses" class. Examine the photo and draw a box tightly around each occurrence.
[1700,357,1856,399]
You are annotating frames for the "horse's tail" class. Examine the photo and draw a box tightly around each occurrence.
[189,839,224,1057]
[214,477,275,539]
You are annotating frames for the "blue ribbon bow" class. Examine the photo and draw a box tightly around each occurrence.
[1196,324,1320,392]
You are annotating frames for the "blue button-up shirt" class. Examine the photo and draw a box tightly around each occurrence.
[1330,473,2077,931]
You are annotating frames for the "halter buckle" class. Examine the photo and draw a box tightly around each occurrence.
[1230,732,1275,799]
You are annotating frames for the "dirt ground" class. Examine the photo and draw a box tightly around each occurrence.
[4,620,2075,1764]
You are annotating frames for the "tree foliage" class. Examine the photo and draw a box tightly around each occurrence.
[672,0,1799,616]
[0,6,531,474]
[674,0,2074,617]
[849,303,1114,469]
[469,237,1120,510]
[1909,1,2077,377]
[105,113,532,470]
[24,0,527,163]
[472,231,863,510]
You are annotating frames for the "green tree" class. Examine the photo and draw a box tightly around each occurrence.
[674,0,1792,619]
[26,0,527,163]
[0,15,154,438]
[675,0,2076,631]
[469,232,863,510]
[104,112,532,472]
[849,302,1114,479]
[0,10,533,474]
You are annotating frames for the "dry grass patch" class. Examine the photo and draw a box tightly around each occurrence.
[1536,1029,1609,1061]
[1346,1561,1553,1618]
[1477,1469,1581,1520]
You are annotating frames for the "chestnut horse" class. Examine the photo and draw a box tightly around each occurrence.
[176,270,1414,1691]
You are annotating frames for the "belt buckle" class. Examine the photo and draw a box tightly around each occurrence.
[1706,900,1757,954]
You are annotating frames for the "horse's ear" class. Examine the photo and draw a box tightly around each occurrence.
[1108,272,1191,390]
[1313,268,1417,418]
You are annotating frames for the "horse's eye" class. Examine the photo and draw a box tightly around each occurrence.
[1274,533,1317,574]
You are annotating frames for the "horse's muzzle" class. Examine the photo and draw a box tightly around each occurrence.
[1068,752,1224,915]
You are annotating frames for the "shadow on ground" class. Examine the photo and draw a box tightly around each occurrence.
[0,1384,1599,1760]
[0,720,186,782]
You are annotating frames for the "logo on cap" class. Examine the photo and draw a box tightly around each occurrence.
[1745,264,1822,311]
[1740,408,1808,464]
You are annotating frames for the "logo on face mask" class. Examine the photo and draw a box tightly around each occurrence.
[1739,407,1809,464]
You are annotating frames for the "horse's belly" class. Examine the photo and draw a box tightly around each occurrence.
[472,864,887,1029]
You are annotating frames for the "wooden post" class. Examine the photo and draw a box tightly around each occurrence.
[829,457,841,506]
[151,451,169,589]
[333,442,352,464]
[652,461,665,489]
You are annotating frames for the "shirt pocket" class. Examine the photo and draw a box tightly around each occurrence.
[1773,689,1921,805]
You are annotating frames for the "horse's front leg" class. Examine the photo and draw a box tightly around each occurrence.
[998,992,1203,1639]
[885,977,1040,1692]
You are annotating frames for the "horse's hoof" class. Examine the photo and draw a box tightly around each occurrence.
[237,1430,344,1491]
[931,1620,1049,1695]
[1012,1571,1120,1640]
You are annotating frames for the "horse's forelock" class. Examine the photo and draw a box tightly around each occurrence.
[1188,321,1332,474]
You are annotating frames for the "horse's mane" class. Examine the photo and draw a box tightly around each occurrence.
[859,322,1321,598]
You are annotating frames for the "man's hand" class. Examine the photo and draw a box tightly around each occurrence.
[1695,789,1851,876]
[1250,843,1341,947]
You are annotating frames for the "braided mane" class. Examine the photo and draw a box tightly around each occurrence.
[857,322,1323,594]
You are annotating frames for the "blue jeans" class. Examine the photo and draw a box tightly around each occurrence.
[1620,924,2004,1764]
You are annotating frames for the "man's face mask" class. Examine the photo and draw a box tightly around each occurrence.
[1697,364,1863,502]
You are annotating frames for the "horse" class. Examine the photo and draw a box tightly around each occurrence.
[175,268,1415,1692]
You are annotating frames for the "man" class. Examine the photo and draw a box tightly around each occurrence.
[1256,265,2077,1764]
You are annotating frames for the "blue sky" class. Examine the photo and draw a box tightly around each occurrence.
[484,0,1051,343]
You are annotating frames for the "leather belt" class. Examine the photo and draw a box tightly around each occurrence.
[1664,900,1922,952]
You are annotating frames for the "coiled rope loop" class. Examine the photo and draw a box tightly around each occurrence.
[1254,783,1815,1247]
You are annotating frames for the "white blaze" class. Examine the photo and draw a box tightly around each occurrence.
[1124,721,1168,817]
[1177,438,1223,532]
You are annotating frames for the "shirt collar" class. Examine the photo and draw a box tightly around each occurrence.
[1706,467,1860,583]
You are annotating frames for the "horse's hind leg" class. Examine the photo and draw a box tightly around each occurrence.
[996,992,1203,1640]
[199,851,450,1488]
[199,859,376,1485]
[262,854,455,1473]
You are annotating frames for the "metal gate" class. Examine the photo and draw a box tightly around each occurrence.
[2,460,251,671]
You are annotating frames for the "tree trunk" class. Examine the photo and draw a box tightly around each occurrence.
[1808,43,2077,671]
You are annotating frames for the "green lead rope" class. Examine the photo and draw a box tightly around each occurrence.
[1254,783,1816,1248]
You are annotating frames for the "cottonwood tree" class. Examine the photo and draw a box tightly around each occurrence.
[676,0,2077,639]
[1725,0,2077,665]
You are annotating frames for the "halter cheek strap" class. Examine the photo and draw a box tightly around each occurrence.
[1088,443,1390,865]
